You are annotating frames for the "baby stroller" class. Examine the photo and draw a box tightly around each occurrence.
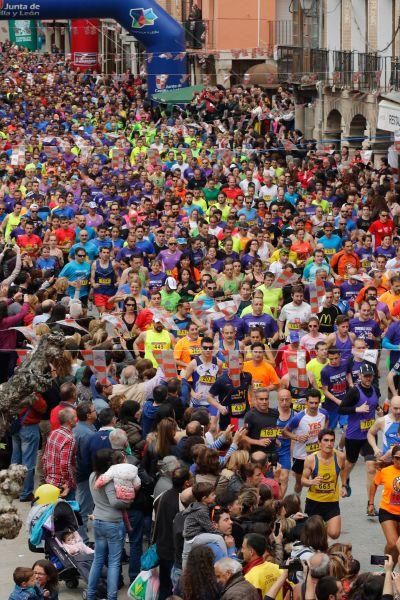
[27,499,107,599]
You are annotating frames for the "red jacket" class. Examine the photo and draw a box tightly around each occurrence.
[50,401,75,431]
[19,394,47,425]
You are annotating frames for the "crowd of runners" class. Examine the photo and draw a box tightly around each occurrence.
[3,42,400,600]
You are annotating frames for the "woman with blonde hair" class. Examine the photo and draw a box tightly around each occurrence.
[22,294,40,326]
[53,277,68,301]
[215,450,250,498]
[35,323,50,337]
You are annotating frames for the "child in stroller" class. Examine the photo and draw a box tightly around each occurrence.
[28,499,107,598]
[59,529,95,581]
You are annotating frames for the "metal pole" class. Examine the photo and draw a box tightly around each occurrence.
[257,0,261,47]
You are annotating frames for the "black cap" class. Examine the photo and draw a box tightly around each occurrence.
[359,362,374,376]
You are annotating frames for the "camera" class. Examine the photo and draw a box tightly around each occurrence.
[279,558,303,572]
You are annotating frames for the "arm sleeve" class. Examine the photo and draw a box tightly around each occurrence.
[220,442,238,465]
[104,481,131,509]
[2,251,21,286]
[286,412,302,432]
[94,473,111,489]
[383,337,400,350]
[338,387,360,414]
[1,302,30,327]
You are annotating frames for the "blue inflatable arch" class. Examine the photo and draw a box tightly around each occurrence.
[0,0,188,96]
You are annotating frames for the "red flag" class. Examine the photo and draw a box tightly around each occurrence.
[228,352,241,387]
[286,351,308,388]
[309,278,325,314]
[161,350,178,379]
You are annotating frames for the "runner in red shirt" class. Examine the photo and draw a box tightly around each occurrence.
[17,221,42,257]
[368,209,394,248]
[54,216,76,255]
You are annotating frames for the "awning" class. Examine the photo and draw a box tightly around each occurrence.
[151,84,204,104]
[377,98,400,132]
[244,60,278,88]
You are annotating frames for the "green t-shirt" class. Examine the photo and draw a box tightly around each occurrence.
[217,277,240,295]
[203,186,220,203]
[306,358,328,400]
[240,304,275,318]
[160,289,181,312]
[257,285,283,318]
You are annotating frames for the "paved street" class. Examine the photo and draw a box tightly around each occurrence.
[0,457,387,599]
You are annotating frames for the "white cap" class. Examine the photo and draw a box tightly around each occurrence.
[165,276,177,290]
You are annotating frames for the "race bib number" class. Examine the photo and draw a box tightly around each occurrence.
[288,320,301,331]
[190,347,202,356]
[253,381,262,389]
[260,428,281,438]
[152,343,168,350]
[177,329,187,337]
[360,418,375,431]
[316,481,335,493]
[231,402,246,415]
[292,402,305,412]
[306,442,320,453]
[324,248,335,256]
[80,279,88,286]
[199,375,216,384]
[98,278,111,284]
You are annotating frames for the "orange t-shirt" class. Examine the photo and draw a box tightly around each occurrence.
[378,291,400,313]
[174,336,202,366]
[374,465,400,515]
[243,360,280,389]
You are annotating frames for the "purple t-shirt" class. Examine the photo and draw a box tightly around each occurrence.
[242,313,278,340]
[349,317,381,348]
[212,316,245,340]
[158,249,182,273]
[148,271,167,291]
[346,385,378,440]
[340,281,363,306]
[355,246,374,269]
[375,245,396,259]
[321,362,349,412]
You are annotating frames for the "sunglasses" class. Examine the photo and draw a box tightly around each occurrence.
[203,346,213,350]
[125,303,135,307]
[77,254,86,257]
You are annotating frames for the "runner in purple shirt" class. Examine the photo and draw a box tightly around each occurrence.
[349,302,381,349]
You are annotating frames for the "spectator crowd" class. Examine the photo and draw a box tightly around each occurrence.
[3,42,400,600]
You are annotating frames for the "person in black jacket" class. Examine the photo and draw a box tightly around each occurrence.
[153,466,191,600]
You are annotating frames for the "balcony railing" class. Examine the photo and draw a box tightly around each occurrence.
[276,46,328,84]
[332,50,354,87]
[275,47,400,92]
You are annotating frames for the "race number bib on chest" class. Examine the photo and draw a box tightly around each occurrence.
[260,428,281,438]
[360,418,375,431]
